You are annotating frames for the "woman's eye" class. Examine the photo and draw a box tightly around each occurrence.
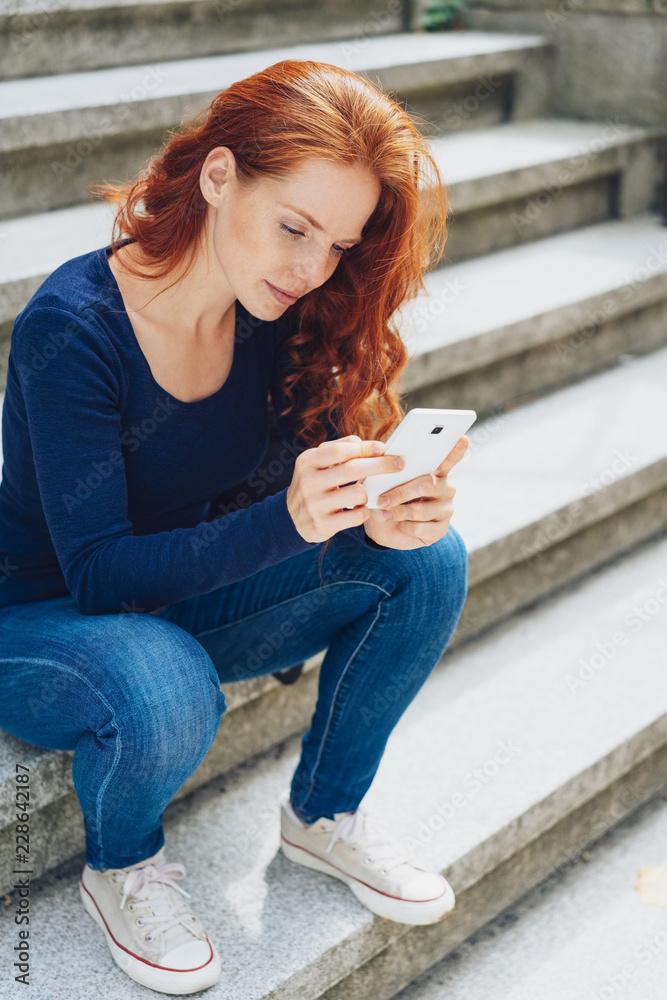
[280,224,350,257]
[280,224,303,239]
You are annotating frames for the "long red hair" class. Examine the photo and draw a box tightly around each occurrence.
[90,59,448,554]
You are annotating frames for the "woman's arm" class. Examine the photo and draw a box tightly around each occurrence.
[10,305,320,615]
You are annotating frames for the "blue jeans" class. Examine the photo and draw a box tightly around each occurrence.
[0,526,468,871]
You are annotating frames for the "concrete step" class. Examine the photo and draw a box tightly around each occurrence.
[1,342,667,894]
[0,30,552,220]
[398,213,667,415]
[395,783,667,1000]
[431,117,665,263]
[1,529,666,997]
[0,0,408,80]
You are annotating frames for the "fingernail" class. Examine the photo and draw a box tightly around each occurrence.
[382,509,392,520]
[394,457,404,469]
[371,442,384,454]
[378,497,390,508]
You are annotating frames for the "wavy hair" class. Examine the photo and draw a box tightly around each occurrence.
[90,59,449,555]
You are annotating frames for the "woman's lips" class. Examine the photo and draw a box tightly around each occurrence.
[265,280,299,305]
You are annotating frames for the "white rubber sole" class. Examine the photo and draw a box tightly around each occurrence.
[79,878,221,995]
[280,834,456,925]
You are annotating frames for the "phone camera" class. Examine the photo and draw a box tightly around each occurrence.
[431,426,443,434]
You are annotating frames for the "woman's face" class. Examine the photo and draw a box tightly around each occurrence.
[203,151,381,320]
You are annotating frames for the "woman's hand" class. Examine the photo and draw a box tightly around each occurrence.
[286,435,408,543]
[362,436,470,550]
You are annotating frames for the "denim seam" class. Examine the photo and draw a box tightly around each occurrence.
[192,578,392,640]
[297,595,385,819]
[0,657,121,867]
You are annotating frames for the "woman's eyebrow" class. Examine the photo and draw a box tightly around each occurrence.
[279,203,362,243]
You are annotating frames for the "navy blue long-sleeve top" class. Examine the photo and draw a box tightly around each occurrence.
[0,238,378,616]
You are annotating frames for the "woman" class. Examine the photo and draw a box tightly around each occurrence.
[0,59,469,994]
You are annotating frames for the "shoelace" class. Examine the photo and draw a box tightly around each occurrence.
[113,860,196,941]
[324,806,414,875]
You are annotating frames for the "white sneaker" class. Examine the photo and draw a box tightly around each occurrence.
[79,847,221,995]
[279,791,455,925]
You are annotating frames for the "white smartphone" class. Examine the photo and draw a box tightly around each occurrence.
[344,407,477,509]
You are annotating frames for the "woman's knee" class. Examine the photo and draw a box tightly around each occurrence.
[386,523,469,626]
[75,614,227,763]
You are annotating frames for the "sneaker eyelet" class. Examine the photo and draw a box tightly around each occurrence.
[365,857,373,864]
[145,934,154,943]
[381,869,388,875]
[128,903,136,911]
[136,918,144,926]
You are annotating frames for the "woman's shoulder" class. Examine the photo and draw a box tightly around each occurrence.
[9,244,126,387]
[17,243,118,323]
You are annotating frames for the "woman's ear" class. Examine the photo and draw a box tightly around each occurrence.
[200,146,237,206]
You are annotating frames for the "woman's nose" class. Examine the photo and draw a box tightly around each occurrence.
[294,246,335,287]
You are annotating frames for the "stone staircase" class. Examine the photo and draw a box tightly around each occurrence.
[395,765,667,1000]
[1,1,667,996]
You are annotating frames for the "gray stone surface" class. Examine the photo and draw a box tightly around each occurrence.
[429,118,665,262]
[0,30,548,145]
[396,788,667,1000]
[398,214,667,394]
[443,175,616,263]
[407,297,667,418]
[464,8,667,126]
[449,342,667,585]
[322,749,667,1000]
[1,531,666,997]
[0,0,409,80]
[0,30,551,220]
[468,0,666,11]
[432,117,663,215]
[455,486,667,644]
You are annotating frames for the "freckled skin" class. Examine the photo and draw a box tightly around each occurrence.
[205,151,381,322]
[109,150,381,340]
